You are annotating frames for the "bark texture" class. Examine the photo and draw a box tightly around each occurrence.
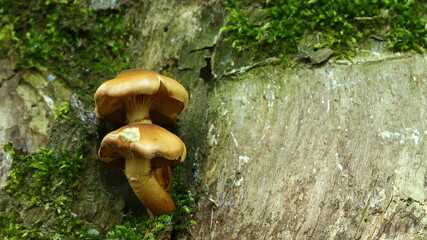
[0,62,72,188]
[191,54,427,239]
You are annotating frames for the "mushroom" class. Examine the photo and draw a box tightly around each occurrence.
[94,69,189,125]
[98,123,186,216]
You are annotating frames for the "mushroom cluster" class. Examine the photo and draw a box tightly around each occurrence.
[94,69,188,216]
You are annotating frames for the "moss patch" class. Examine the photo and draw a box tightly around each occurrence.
[0,97,100,239]
[0,95,196,239]
[0,145,88,239]
[221,0,427,62]
[0,0,131,104]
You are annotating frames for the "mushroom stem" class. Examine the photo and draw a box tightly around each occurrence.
[154,167,173,194]
[125,95,153,124]
[125,154,176,216]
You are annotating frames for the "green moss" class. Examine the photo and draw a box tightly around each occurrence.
[4,146,83,204]
[0,144,90,239]
[222,0,427,62]
[0,212,41,239]
[0,98,101,239]
[54,102,72,121]
[0,1,195,238]
[1,117,195,239]
[0,0,131,104]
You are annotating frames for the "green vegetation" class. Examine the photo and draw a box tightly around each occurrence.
[4,146,83,207]
[0,1,197,239]
[0,144,196,239]
[0,2,196,238]
[1,104,195,239]
[0,144,88,239]
[0,0,131,100]
[54,102,72,121]
[222,0,427,61]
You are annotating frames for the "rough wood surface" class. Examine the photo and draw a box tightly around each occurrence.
[191,54,427,239]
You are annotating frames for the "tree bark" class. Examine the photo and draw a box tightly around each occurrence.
[1,0,426,239]
[190,55,427,239]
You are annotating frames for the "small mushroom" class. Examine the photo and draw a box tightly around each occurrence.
[94,69,189,125]
[99,124,186,216]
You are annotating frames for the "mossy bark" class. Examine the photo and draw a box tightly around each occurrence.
[2,0,427,239]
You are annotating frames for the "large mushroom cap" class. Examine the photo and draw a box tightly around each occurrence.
[94,69,189,124]
[99,123,187,167]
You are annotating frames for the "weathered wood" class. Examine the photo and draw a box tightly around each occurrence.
[191,55,427,239]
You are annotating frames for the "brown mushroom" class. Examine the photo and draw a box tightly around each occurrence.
[98,123,186,216]
[94,69,189,125]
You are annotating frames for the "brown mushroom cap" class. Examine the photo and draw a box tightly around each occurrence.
[98,123,186,215]
[99,123,187,166]
[94,69,189,125]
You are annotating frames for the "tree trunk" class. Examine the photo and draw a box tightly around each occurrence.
[190,55,427,239]
[1,0,426,239]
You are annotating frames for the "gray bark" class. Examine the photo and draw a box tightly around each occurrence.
[191,55,427,239]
